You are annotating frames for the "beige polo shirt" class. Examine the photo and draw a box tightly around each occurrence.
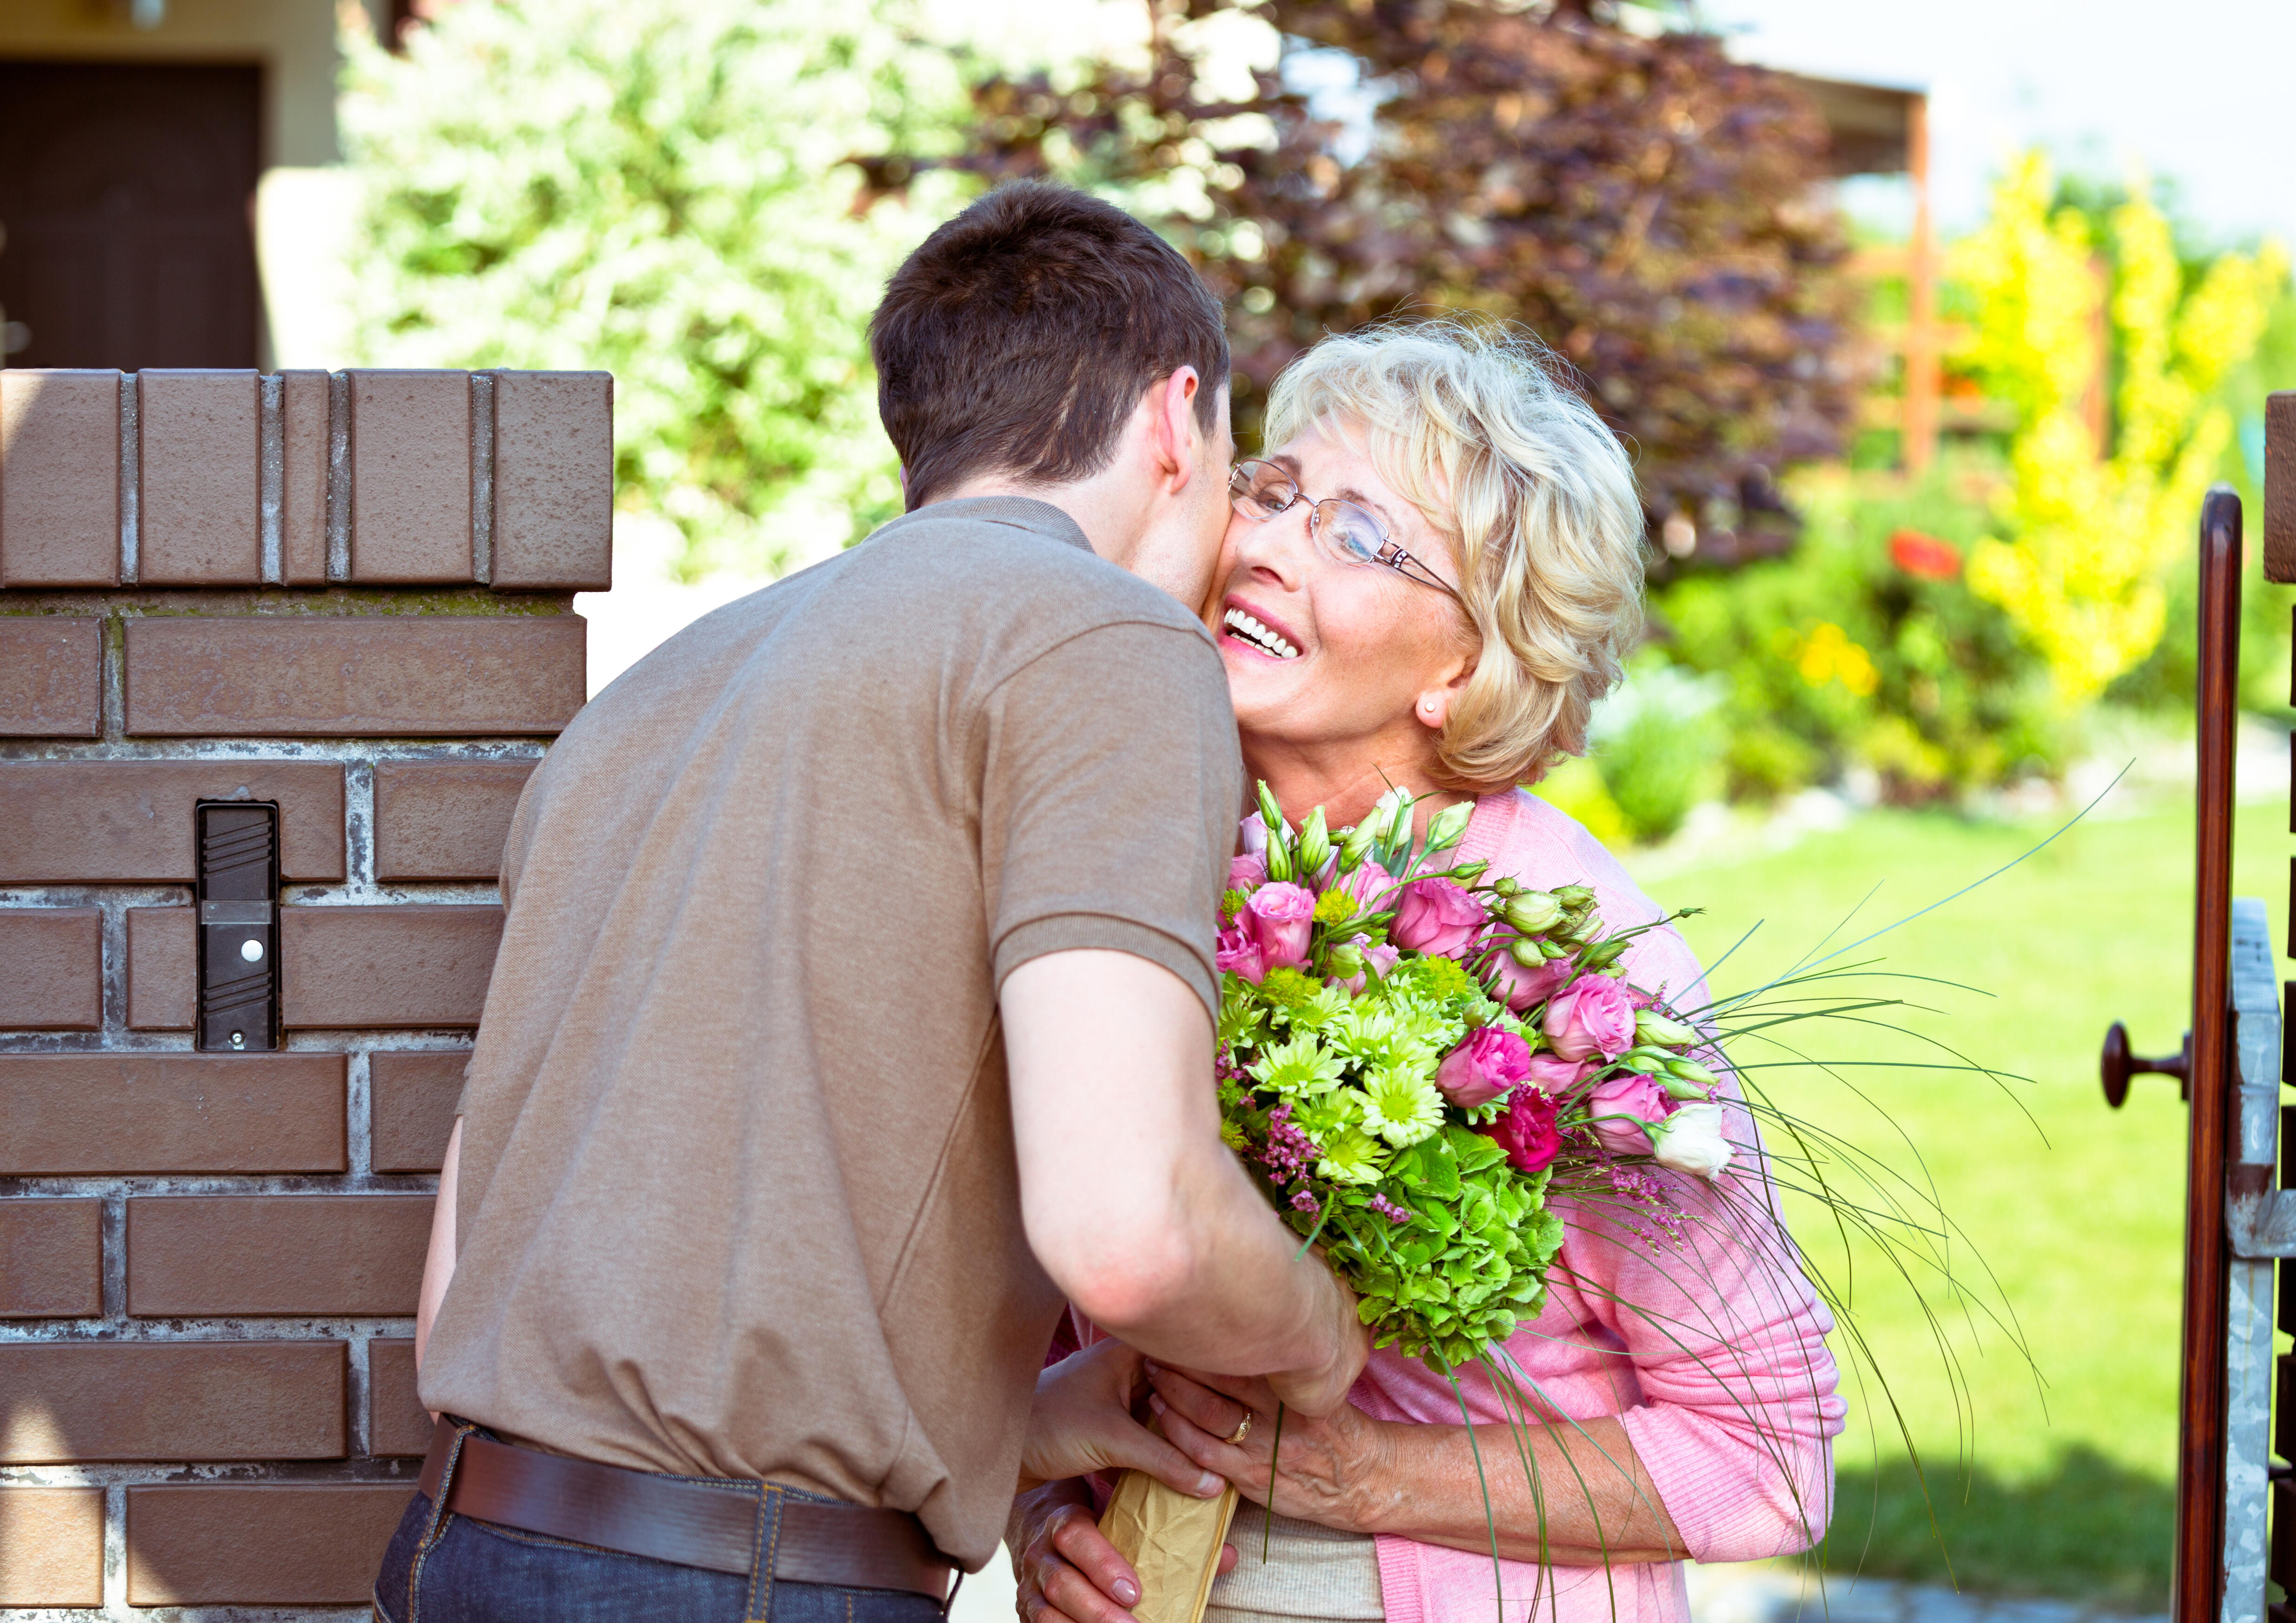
[418,497,1241,1569]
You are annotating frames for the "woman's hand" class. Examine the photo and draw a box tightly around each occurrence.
[1010,1480,1237,1623]
[1021,1339,1227,1498]
[1143,1361,1400,1534]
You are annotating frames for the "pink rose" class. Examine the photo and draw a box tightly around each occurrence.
[1543,974,1638,1062]
[1334,859,1396,912]
[1484,948,1574,1013]
[1582,1071,1672,1156]
[1215,920,1267,984]
[1228,853,1268,893]
[1239,813,1269,857]
[1339,933,1401,995]
[1434,1026,1534,1109]
[1524,1052,1596,1097]
[1245,881,1316,972]
[1484,1086,1562,1175]
[1391,877,1484,959]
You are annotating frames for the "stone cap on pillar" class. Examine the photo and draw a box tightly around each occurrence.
[0,368,614,592]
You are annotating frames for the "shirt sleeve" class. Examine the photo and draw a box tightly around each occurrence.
[976,618,1242,1020]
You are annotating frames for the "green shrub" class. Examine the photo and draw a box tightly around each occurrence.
[1656,471,2064,804]
[1585,656,1726,843]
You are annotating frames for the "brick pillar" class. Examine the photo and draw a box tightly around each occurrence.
[0,366,610,1615]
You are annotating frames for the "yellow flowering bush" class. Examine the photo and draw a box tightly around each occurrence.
[1951,152,2286,702]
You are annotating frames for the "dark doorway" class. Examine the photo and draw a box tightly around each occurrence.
[0,61,263,370]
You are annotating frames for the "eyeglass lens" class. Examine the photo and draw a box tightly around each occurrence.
[1232,464,1388,565]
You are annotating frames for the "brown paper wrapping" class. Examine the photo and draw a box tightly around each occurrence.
[1097,1468,1240,1623]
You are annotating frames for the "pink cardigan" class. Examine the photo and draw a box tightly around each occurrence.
[1350,789,1845,1623]
[1071,790,1845,1623]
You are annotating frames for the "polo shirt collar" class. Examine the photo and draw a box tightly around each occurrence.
[892,496,1095,555]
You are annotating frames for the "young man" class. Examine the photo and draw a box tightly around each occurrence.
[376,183,1366,1622]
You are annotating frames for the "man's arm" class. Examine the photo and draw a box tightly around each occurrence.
[414,1117,462,1375]
[1002,949,1366,1416]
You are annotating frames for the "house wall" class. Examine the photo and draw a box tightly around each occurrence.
[0,365,611,1615]
[0,0,351,167]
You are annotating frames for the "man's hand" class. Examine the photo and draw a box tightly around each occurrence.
[1021,1340,1225,1498]
[1262,1270,1370,1419]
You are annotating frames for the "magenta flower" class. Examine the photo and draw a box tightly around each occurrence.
[1434,1026,1535,1109]
[1339,933,1401,995]
[1391,877,1483,959]
[1484,1086,1563,1174]
[1216,919,1267,984]
[1544,974,1638,1062]
[1229,853,1268,893]
[1245,881,1316,971]
[1484,948,1574,1013]
[1582,1071,1673,1156]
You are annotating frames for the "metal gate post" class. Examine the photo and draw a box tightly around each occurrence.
[2175,487,2244,1623]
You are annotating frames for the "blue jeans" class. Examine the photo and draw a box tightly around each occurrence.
[374,1475,954,1623]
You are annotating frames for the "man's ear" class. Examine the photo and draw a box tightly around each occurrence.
[1149,367,1203,489]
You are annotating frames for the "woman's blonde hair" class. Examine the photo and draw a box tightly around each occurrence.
[1260,319,1646,789]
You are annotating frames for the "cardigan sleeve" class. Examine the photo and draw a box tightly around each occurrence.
[1568,925,1848,1562]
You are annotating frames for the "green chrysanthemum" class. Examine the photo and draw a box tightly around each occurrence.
[1281,983,1351,1033]
[1248,1031,1345,1097]
[1390,954,1480,1005]
[1217,981,1267,1048]
[1359,1064,1445,1147]
[1317,1127,1389,1185]
[1293,1089,1363,1143]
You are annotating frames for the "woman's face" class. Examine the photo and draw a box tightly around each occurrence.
[1210,427,1472,765]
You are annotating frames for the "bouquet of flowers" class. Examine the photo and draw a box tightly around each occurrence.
[1100,782,1739,1623]
[1213,782,1732,1374]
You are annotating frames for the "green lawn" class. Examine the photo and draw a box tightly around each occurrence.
[1618,794,2291,1608]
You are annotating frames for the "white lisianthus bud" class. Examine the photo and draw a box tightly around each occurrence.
[1424,800,1472,854]
[1635,1010,1696,1048]
[1379,787,1415,843]
[1620,1048,1667,1075]
[1501,891,1564,934]
[1663,1057,1719,1092]
[1297,807,1331,876]
[1264,838,1293,883]
[1652,1102,1733,1177]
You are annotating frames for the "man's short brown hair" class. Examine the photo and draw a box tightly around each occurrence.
[871,183,1230,510]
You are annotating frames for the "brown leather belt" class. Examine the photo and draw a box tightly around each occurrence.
[417,1419,952,1600]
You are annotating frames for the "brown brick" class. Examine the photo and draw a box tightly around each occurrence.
[0,1340,345,1462]
[128,1484,412,1605]
[129,1195,430,1316]
[0,758,343,882]
[0,1486,105,1605]
[0,906,100,1029]
[370,1050,466,1173]
[367,1337,433,1456]
[0,1198,101,1318]
[124,615,587,737]
[126,905,195,1029]
[350,369,471,583]
[372,758,538,881]
[139,369,261,584]
[0,615,101,738]
[281,905,502,1028]
[2269,392,2296,584]
[492,369,614,589]
[0,1053,345,1174]
[282,368,332,585]
[0,369,120,586]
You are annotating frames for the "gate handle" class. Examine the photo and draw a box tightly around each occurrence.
[2101,1021,2191,1108]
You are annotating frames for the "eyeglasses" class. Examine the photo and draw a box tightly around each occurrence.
[1227,460,1461,599]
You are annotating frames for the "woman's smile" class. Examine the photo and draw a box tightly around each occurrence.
[1220,598,1306,662]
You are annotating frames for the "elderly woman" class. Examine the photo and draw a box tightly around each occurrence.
[1010,322,1844,1623]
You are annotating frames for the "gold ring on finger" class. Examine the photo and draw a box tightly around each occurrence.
[1226,1410,1254,1446]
